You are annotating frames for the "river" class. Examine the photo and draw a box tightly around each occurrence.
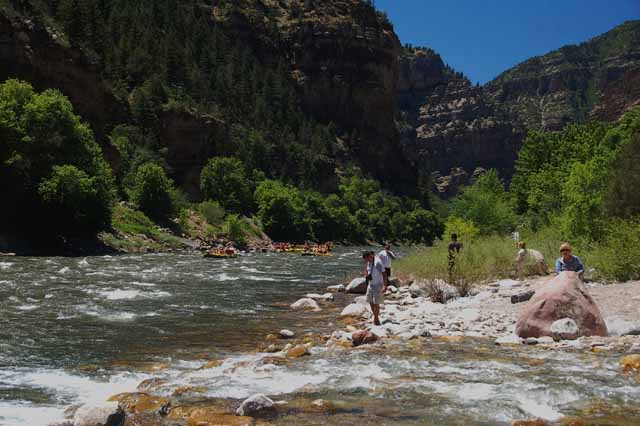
[1,250,638,426]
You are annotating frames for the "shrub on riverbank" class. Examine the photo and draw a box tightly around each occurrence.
[0,79,115,240]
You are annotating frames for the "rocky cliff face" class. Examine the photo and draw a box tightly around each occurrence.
[397,20,640,194]
[397,48,524,186]
[485,20,640,131]
[0,12,121,139]
[212,0,416,191]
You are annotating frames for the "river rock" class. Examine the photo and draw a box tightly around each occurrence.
[73,402,125,426]
[621,354,640,371]
[327,284,345,292]
[189,413,253,426]
[457,308,481,324]
[286,344,310,358]
[236,394,275,417]
[108,392,169,414]
[409,280,459,302]
[351,330,379,346]
[515,272,608,339]
[305,293,334,301]
[511,290,535,304]
[495,335,522,346]
[290,298,321,311]
[339,303,369,319]
[606,316,640,336]
[353,296,368,305]
[515,249,549,276]
[550,318,579,341]
[279,329,295,339]
[346,277,368,294]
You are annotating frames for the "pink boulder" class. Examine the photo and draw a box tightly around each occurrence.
[515,272,608,340]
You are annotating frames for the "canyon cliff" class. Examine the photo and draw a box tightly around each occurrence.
[1,1,638,198]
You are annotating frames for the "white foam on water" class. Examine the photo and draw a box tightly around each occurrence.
[514,394,563,421]
[85,271,113,277]
[0,262,14,270]
[215,273,240,281]
[78,258,89,268]
[99,289,145,300]
[16,304,39,311]
[131,281,157,287]
[57,267,71,274]
[0,401,64,426]
[0,367,147,426]
[75,304,138,322]
[244,275,278,282]
[97,288,172,301]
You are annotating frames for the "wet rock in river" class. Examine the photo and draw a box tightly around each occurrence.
[305,292,335,301]
[327,284,345,292]
[286,344,310,358]
[620,354,640,372]
[351,330,379,346]
[511,420,548,426]
[550,318,579,341]
[279,329,295,339]
[108,392,169,414]
[73,402,124,426]
[346,277,368,294]
[200,359,223,369]
[189,412,253,426]
[290,298,321,311]
[236,394,275,417]
[515,272,607,339]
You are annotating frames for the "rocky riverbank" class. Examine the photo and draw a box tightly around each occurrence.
[329,276,640,353]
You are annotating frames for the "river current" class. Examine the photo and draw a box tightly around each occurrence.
[1,250,638,426]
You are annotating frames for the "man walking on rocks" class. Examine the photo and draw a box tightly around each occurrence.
[363,251,388,326]
[378,244,396,279]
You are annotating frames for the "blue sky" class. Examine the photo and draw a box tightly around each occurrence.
[375,0,640,84]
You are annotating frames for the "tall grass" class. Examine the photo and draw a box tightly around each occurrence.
[396,236,517,284]
[397,222,640,284]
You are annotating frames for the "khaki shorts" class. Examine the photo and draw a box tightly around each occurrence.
[366,285,384,305]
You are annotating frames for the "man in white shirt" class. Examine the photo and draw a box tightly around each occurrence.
[363,251,388,326]
[378,244,396,279]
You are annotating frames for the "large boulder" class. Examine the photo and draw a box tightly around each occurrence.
[346,277,368,294]
[290,298,321,311]
[236,394,275,417]
[73,402,125,426]
[515,272,608,339]
[515,249,549,276]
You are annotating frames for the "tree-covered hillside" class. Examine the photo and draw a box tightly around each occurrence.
[0,0,442,250]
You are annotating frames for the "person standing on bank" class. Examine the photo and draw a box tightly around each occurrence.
[363,251,388,326]
[447,233,463,282]
[556,243,585,279]
[378,244,396,280]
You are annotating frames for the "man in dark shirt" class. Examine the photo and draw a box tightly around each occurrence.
[448,233,463,282]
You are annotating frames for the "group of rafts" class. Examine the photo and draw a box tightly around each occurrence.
[204,242,333,259]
